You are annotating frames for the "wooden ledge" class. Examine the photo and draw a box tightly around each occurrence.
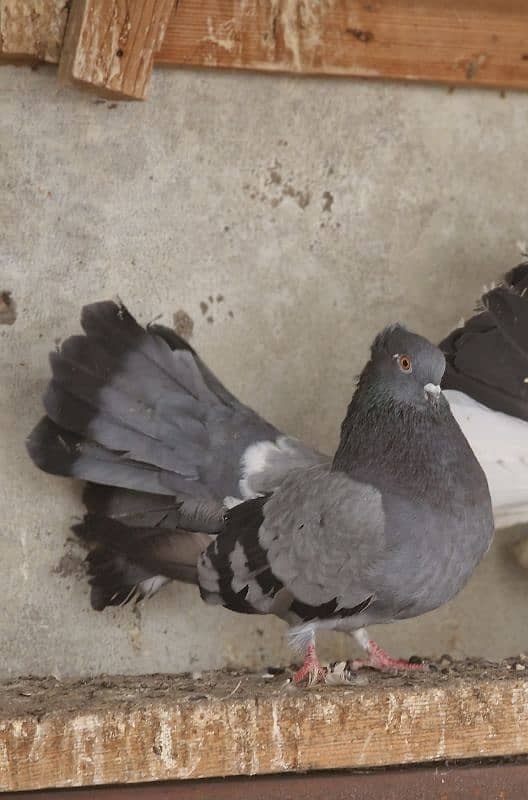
[2,661,528,792]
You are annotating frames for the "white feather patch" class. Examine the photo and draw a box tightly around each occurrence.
[239,440,274,499]
[445,389,528,528]
[137,575,170,599]
[287,623,316,654]
[353,627,370,650]
[224,495,243,508]
[239,436,303,499]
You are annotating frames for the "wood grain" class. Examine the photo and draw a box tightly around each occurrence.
[58,0,176,99]
[0,0,68,63]
[2,666,528,792]
[157,0,528,90]
[3,1,528,92]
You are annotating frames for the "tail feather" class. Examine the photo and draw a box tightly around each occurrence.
[81,302,218,404]
[50,335,194,417]
[44,319,212,477]
[73,514,214,610]
[26,299,309,610]
[27,417,209,497]
[43,373,206,477]
[80,300,143,344]
[148,322,242,407]
[85,548,167,610]
[27,300,280,502]
[27,416,80,477]
[83,484,226,533]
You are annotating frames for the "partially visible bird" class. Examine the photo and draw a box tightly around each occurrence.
[440,261,528,530]
[26,303,494,683]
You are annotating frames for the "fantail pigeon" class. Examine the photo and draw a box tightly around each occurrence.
[27,301,495,683]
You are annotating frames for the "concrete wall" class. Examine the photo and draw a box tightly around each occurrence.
[1,65,528,679]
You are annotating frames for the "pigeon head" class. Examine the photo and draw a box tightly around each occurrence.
[364,324,446,408]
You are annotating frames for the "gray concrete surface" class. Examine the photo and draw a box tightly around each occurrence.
[1,65,528,678]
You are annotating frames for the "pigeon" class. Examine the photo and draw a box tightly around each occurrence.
[440,261,528,530]
[27,302,494,683]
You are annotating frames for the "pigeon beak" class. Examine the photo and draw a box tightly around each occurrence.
[424,383,441,399]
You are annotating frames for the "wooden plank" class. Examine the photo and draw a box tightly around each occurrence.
[0,1,68,63]
[2,663,528,792]
[3,1,528,92]
[157,0,528,90]
[58,0,176,99]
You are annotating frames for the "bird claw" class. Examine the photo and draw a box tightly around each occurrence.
[292,663,327,686]
[291,638,428,686]
[349,639,429,673]
[291,643,327,685]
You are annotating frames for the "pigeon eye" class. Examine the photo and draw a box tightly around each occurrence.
[398,355,412,373]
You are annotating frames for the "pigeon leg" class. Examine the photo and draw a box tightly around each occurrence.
[350,628,429,672]
[292,641,327,685]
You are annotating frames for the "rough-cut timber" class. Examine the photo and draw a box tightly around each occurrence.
[157,0,528,90]
[4,1,528,92]
[0,0,68,63]
[2,662,528,792]
[58,0,176,99]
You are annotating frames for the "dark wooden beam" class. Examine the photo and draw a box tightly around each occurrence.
[6,761,528,800]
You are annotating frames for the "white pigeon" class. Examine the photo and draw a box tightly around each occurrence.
[441,262,528,530]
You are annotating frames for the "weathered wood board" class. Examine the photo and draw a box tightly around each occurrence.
[2,661,528,792]
[3,1,528,93]
[157,0,528,90]
[58,0,176,99]
[0,0,68,63]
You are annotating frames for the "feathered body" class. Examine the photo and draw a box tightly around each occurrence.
[441,262,528,528]
[27,304,494,661]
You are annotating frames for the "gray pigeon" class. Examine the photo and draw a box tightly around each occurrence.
[27,303,494,682]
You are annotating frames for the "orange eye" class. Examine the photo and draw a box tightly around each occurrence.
[398,355,412,373]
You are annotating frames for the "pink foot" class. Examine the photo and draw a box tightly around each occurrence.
[292,643,327,685]
[350,639,429,673]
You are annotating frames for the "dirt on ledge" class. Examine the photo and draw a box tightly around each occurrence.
[2,654,528,720]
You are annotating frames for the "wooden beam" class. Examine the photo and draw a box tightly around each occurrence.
[157,0,528,91]
[58,0,176,100]
[0,0,68,63]
[8,763,528,800]
[2,663,528,792]
[3,1,528,92]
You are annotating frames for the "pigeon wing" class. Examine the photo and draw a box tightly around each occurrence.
[199,465,383,623]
